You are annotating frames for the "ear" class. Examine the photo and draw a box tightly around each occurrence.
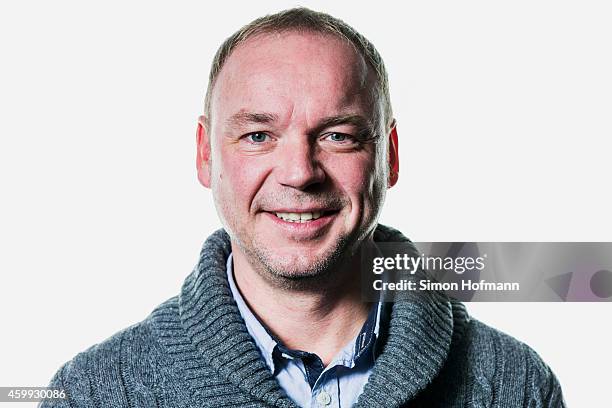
[387,121,399,188]
[196,115,212,188]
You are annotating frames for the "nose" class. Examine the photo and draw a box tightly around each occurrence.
[275,137,325,190]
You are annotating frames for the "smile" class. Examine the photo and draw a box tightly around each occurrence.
[274,212,323,223]
[264,209,340,238]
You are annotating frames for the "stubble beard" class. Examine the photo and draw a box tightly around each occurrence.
[237,230,357,291]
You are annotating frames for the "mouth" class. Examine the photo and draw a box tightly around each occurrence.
[273,211,325,223]
[261,209,340,237]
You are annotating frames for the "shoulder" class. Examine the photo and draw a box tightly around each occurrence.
[460,317,565,406]
[42,297,178,407]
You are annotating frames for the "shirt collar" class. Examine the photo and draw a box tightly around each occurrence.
[226,253,278,372]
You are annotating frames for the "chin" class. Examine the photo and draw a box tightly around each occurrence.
[251,236,350,283]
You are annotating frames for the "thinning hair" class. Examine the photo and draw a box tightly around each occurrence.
[204,7,393,130]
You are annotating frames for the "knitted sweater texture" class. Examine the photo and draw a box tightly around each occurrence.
[43,225,565,407]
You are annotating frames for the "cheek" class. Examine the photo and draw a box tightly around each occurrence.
[212,148,266,212]
[354,152,387,216]
[326,153,379,201]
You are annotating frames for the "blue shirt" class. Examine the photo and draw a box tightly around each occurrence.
[226,254,382,408]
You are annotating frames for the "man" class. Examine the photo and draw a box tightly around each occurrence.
[44,7,564,407]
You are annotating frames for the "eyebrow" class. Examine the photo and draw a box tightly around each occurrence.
[226,111,279,129]
[311,114,375,136]
[225,111,379,140]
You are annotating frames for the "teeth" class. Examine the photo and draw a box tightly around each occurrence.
[300,213,313,221]
[275,211,323,222]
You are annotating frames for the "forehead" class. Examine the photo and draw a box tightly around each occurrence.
[209,31,377,128]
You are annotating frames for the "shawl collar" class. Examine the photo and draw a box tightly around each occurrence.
[170,225,456,407]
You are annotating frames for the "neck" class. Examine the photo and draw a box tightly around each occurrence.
[231,240,375,366]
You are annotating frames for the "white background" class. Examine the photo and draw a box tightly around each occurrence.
[1,1,611,406]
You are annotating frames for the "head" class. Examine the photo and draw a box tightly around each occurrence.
[196,8,399,286]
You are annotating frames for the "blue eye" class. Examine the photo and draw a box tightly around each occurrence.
[325,133,352,142]
[247,132,269,143]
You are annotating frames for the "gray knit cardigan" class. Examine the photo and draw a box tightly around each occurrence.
[43,225,565,407]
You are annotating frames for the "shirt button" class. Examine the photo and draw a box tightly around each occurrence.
[316,391,332,406]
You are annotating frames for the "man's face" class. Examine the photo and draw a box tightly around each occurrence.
[198,31,397,281]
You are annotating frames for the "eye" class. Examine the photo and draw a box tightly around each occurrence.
[245,132,270,143]
[324,132,352,143]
